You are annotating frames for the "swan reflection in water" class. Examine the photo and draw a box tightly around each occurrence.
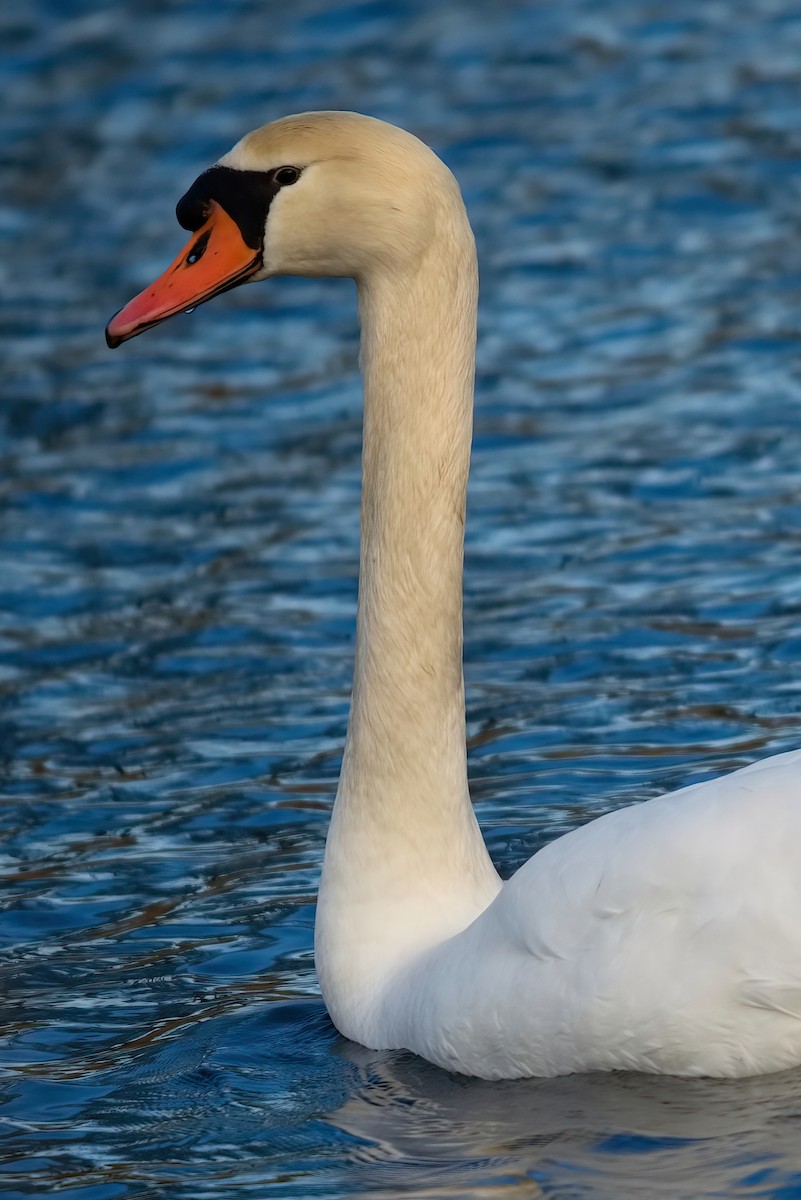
[332,1034,801,1197]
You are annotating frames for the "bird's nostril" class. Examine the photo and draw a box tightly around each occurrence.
[185,231,210,265]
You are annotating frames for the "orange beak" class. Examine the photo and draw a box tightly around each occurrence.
[105,201,262,348]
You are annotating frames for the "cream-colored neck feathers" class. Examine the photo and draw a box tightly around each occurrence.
[313,138,500,1041]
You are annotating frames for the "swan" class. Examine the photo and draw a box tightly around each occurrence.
[106,111,801,1079]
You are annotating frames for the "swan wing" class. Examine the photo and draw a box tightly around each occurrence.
[387,749,801,1078]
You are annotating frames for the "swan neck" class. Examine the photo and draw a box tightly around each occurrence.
[316,198,500,1040]
[347,233,476,807]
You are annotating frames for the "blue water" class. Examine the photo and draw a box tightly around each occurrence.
[4,0,801,1195]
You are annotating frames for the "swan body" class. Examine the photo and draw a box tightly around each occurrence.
[107,112,801,1079]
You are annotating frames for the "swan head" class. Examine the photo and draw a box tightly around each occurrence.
[106,111,461,348]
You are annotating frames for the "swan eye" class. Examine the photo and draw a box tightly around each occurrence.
[274,166,301,186]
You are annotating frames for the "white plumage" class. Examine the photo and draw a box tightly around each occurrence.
[380,748,801,1077]
[110,112,801,1079]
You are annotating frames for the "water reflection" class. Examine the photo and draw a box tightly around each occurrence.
[332,1045,801,1197]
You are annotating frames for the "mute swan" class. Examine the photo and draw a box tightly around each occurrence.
[107,112,801,1079]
